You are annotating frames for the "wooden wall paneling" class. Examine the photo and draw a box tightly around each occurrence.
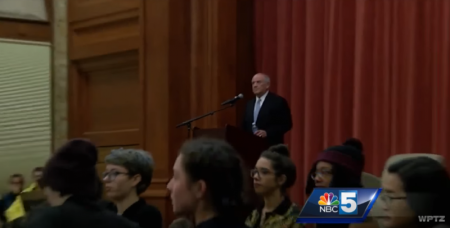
[189,0,255,130]
[189,0,237,129]
[67,0,147,213]
[143,0,255,225]
[143,0,192,225]
[0,19,51,41]
[68,0,172,224]
[0,0,52,42]
[68,0,255,226]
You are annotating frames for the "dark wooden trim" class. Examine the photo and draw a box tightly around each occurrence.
[0,17,50,24]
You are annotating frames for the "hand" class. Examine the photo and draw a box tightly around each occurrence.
[255,130,267,138]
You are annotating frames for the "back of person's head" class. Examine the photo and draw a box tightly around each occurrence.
[255,144,296,194]
[40,139,99,199]
[169,217,194,228]
[387,156,450,226]
[167,138,247,220]
[306,138,365,195]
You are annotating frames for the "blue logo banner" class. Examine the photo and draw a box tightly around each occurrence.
[296,188,382,224]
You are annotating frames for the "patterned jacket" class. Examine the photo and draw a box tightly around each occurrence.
[245,197,304,228]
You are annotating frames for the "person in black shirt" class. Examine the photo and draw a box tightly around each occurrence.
[102,148,162,228]
[22,139,139,228]
[167,138,250,228]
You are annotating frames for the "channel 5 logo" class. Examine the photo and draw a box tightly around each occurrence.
[296,188,381,224]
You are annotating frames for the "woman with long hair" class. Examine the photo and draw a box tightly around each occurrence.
[167,138,249,228]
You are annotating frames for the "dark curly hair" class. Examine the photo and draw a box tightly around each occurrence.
[179,138,248,219]
[260,144,297,193]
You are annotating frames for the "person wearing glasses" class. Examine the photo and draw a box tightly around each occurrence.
[379,156,450,228]
[246,144,302,228]
[304,138,365,228]
[21,139,140,228]
[102,148,162,228]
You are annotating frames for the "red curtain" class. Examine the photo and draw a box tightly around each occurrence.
[254,0,450,204]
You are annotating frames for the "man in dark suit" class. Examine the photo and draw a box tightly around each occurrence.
[242,73,293,146]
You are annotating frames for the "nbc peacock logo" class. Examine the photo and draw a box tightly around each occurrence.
[318,192,340,206]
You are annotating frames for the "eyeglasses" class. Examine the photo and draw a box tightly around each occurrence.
[250,168,274,178]
[102,171,129,181]
[311,170,332,180]
[379,194,407,205]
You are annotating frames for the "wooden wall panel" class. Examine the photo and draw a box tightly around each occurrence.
[0,0,52,42]
[188,0,255,129]
[68,0,254,226]
[0,19,51,41]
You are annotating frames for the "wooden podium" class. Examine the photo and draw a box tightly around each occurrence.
[192,124,269,169]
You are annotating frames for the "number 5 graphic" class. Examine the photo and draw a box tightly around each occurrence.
[339,191,358,215]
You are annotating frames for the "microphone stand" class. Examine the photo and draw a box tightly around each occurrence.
[176,104,235,139]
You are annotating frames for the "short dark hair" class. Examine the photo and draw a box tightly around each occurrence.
[9,174,24,182]
[33,167,44,173]
[41,139,99,199]
[388,156,450,226]
[179,138,247,218]
[260,144,296,192]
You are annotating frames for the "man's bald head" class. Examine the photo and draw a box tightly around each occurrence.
[251,73,270,97]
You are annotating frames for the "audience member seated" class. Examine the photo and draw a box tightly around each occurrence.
[22,167,44,193]
[246,144,302,228]
[379,156,450,228]
[370,153,446,225]
[22,139,140,228]
[166,138,249,228]
[305,138,366,228]
[0,174,26,224]
[102,148,162,228]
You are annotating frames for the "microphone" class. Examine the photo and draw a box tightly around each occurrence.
[221,93,244,106]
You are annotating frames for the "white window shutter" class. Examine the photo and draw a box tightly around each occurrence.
[0,39,51,192]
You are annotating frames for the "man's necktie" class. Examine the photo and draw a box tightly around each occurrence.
[253,98,261,123]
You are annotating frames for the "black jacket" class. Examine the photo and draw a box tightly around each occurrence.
[22,196,139,228]
[242,92,292,146]
[196,217,249,228]
[102,199,162,228]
